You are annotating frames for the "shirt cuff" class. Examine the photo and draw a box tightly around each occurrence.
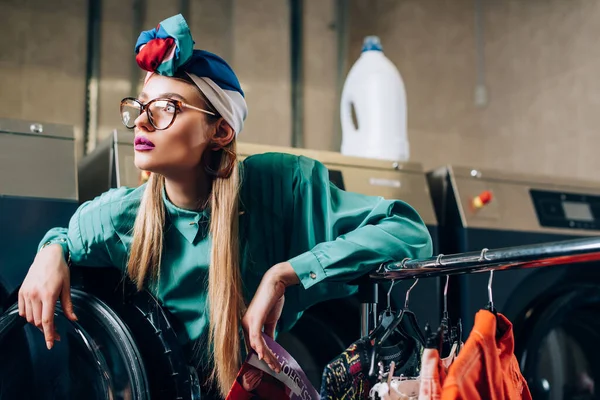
[288,250,327,290]
[39,238,69,263]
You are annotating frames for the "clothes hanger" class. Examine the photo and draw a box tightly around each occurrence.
[368,280,404,377]
[478,249,497,315]
[369,276,422,378]
[478,248,504,341]
[379,278,425,346]
[370,279,424,379]
[398,279,426,346]
[439,273,453,358]
[454,318,462,356]
[368,280,401,342]
[424,323,443,350]
[438,273,463,360]
[484,268,505,341]
[485,270,497,315]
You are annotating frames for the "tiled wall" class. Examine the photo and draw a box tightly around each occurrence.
[1,0,599,181]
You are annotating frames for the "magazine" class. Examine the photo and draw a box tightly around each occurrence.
[226,333,320,400]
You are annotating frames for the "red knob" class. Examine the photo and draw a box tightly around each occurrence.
[473,190,493,209]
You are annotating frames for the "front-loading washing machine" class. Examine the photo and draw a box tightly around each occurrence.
[0,120,201,399]
[428,165,600,400]
[0,267,201,399]
[0,119,79,313]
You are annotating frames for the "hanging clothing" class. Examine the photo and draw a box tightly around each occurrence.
[390,379,420,399]
[440,341,460,371]
[418,349,444,400]
[323,334,423,400]
[441,310,532,400]
[371,379,420,400]
[38,152,433,365]
[417,336,463,400]
[320,338,373,399]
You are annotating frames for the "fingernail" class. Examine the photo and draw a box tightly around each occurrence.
[46,341,52,350]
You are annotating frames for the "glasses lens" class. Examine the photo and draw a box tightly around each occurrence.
[148,100,177,130]
[120,99,141,129]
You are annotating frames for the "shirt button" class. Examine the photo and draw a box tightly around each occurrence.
[310,272,317,279]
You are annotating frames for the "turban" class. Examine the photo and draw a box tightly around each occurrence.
[135,14,247,134]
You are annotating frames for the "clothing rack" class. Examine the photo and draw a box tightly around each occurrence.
[359,236,600,337]
[372,236,600,280]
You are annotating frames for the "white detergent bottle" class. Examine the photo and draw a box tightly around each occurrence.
[340,36,409,161]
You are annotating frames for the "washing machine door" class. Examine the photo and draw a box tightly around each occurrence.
[515,283,600,400]
[0,267,200,400]
[0,277,7,314]
[277,297,361,388]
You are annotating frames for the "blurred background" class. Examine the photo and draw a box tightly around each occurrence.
[4,2,600,399]
[3,0,599,179]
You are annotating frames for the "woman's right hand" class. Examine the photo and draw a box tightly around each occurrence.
[18,244,78,350]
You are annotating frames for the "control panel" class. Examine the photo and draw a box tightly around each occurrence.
[428,166,600,235]
[531,189,600,230]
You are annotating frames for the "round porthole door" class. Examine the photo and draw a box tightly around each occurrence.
[516,284,600,400]
[0,267,201,400]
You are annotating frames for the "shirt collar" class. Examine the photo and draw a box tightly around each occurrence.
[162,188,210,244]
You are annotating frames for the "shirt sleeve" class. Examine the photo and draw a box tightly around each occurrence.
[287,156,433,290]
[37,186,138,269]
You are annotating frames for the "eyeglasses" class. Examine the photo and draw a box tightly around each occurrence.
[120,97,216,130]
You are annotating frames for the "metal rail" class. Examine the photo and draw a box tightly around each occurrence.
[371,236,600,280]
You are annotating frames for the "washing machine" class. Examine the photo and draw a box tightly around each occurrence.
[78,131,442,387]
[0,267,201,399]
[0,119,78,312]
[0,120,201,399]
[428,165,600,400]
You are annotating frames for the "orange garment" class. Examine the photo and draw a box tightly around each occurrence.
[441,310,532,400]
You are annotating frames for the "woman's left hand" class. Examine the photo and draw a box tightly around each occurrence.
[242,262,300,374]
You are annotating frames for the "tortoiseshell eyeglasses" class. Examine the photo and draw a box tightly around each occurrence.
[120,97,216,130]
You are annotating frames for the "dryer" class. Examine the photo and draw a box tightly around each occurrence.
[428,165,600,400]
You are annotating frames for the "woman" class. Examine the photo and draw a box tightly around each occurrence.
[17,14,432,398]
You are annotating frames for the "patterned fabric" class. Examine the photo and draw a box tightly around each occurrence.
[134,14,248,134]
[320,339,373,400]
[135,14,194,76]
[320,332,423,399]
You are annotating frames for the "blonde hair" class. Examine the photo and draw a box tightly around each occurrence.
[127,93,245,397]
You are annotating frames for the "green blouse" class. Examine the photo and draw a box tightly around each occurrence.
[39,152,432,352]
